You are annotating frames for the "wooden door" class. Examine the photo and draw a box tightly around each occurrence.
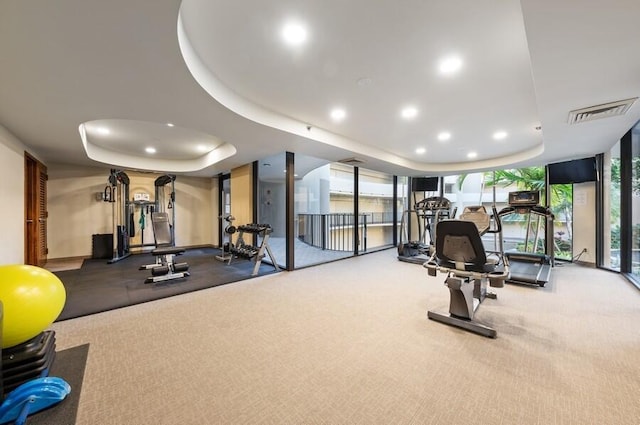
[25,153,48,266]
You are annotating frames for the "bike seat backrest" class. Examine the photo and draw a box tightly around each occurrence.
[459,205,490,235]
[435,220,491,272]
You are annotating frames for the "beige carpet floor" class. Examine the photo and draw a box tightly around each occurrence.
[51,250,640,425]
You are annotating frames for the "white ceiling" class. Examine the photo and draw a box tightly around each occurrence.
[1,0,639,177]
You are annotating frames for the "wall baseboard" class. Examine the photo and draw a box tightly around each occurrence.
[46,255,91,262]
[575,260,596,268]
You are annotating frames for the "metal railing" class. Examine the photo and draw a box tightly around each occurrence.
[297,212,397,252]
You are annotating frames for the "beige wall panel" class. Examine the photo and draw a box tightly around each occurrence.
[173,175,213,247]
[210,176,220,246]
[572,182,596,265]
[47,164,113,259]
[230,164,253,226]
[47,165,216,259]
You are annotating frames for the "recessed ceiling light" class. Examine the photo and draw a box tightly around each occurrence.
[439,55,463,75]
[493,130,508,140]
[401,106,418,120]
[415,147,426,154]
[145,147,157,154]
[281,22,307,46]
[467,151,478,159]
[196,145,209,153]
[437,131,451,142]
[96,127,110,135]
[167,123,174,127]
[330,108,346,122]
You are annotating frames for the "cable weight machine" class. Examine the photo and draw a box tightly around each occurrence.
[153,174,177,245]
[104,169,131,263]
[103,171,178,263]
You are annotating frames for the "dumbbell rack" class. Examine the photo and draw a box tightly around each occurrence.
[228,224,280,276]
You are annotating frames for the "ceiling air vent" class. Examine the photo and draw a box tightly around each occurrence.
[338,157,365,166]
[568,98,637,124]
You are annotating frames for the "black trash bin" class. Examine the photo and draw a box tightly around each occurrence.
[92,233,113,259]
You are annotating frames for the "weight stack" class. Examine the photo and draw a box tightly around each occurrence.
[2,331,56,397]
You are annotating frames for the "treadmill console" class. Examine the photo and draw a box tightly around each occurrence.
[508,191,539,207]
[416,196,451,212]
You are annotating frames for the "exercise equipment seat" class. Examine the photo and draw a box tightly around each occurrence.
[141,212,190,284]
[424,218,509,338]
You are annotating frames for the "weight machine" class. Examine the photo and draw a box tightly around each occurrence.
[154,174,176,244]
[103,171,179,263]
[104,169,131,263]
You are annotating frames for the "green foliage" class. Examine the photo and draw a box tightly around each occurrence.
[610,223,640,250]
[610,224,620,249]
[611,156,640,192]
[485,167,573,209]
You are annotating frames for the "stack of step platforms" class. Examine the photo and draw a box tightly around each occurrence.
[2,331,56,397]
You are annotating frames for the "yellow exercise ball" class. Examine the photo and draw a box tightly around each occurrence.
[0,264,66,349]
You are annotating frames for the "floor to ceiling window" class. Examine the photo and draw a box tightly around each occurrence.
[443,172,492,215]
[256,153,286,268]
[357,168,395,253]
[444,172,499,251]
[602,141,621,270]
[294,157,355,268]
[548,184,573,261]
[396,176,409,245]
[600,121,640,289]
[631,124,640,278]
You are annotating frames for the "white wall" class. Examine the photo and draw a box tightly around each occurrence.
[572,182,596,264]
[0,125,27,264]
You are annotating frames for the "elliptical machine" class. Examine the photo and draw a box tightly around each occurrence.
[398,196,456,264]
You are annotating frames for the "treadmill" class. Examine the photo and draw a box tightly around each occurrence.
[498,191,554,287]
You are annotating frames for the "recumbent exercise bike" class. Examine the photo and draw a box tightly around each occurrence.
[423,206,509,338]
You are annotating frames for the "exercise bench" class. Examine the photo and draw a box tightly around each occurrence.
[140,212,190,284]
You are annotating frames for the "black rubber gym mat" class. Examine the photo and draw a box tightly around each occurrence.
[54,248,279,321]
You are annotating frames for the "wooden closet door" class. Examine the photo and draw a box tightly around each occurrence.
[25,153,47,266]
